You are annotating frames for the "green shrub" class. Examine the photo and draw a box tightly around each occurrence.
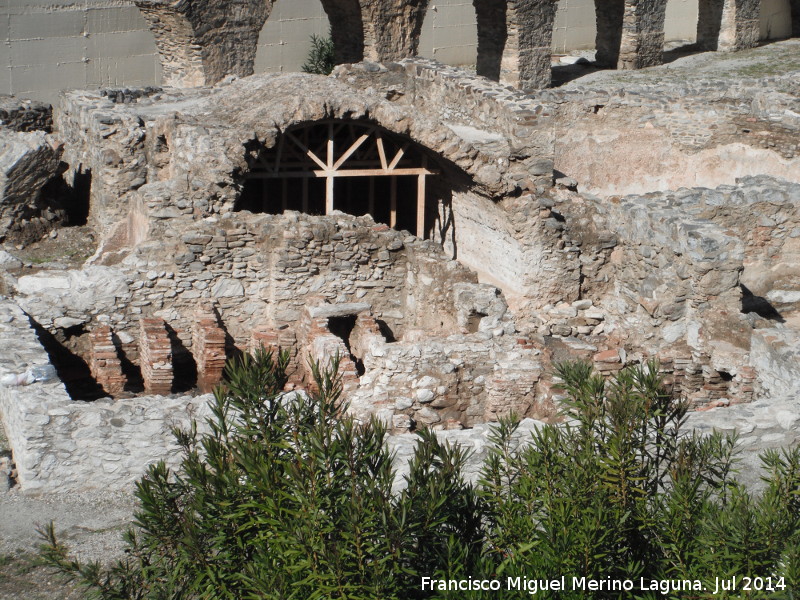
[38,356,800,599]
[478,360,800,599]
[302,34,335,76]
[38,349,483,599]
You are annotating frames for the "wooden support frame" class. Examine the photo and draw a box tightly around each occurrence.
[246,121,438,239]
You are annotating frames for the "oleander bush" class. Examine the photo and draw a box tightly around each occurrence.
[38,353,800,599]
[302,33,336,76]
[476,361,800,600]
[39,348,483,600]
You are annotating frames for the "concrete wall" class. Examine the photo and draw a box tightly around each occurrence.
[1,0,161,103]
[0,0,793,103]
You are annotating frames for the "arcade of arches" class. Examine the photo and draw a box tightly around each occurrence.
[133,0,793,90]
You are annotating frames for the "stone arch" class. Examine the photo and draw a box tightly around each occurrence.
[594,0,668,69]
[133,0,274,87]
[236,119,457,240]
[697,0,760,51]
[697,0,725,49]
[319,0,431,65]
[473,0,559,91]
[319,0,366,64]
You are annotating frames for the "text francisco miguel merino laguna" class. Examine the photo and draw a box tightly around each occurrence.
[421,575,787,595]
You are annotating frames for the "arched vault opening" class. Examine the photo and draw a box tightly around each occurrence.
[236,121,442,239]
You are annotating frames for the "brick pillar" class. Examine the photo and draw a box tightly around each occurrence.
[250,326,302,385]
[139,318,173,395]
[88,325,126,396]
[192,309,227,394]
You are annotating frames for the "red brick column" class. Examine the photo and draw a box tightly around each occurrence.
[250,326,302,385]
[139,318,173,395]
[88,325,126,396]
[192,312,226,394]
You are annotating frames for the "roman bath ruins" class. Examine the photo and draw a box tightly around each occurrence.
[0,0,799,499]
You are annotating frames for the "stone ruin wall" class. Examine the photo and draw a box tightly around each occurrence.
[0,300,214,493]
[548,72,800,198]
[11,211,485,369]
[1,26,800,494]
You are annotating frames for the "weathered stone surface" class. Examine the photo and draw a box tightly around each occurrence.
[0,96,53,133]
[474,0,559,90]
[133,0,275,87]
[617,0,669,69]
[0,129,62,242]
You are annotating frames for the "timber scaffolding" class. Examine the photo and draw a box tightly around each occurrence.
[242,120,438,239]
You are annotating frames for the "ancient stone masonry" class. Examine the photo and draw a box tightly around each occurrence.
[4,39,800,498]
[716,0,762,51]
[0,300,212,493]
[473,0,559,91]
[579,176,800,407]
[139,318,173,395]
[250,326,303,386]
[544,67,800,198]
[296,303,365,393]
[88,326,127,396]
[0,129,64,243]
[617,0,669,69]
[0,96,53,133]
[132,0,275,87]
[594,0,761,69]
[128,0,783,100]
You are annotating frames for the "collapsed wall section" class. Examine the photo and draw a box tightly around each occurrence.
[0,129,64,243]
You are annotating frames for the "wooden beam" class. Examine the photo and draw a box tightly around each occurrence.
[389,143,409,170]
[417,155,427,238]
[390,176,397,228]
[417,174,426,239]
[245,167,437,179]
[251,159,415,170]
[333,128,374,169]
[376,132,388,170]
[327,122,334,169]
[326,176,334,214]
[285,131,327,170]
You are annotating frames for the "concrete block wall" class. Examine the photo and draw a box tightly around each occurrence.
[1,0,162,103]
